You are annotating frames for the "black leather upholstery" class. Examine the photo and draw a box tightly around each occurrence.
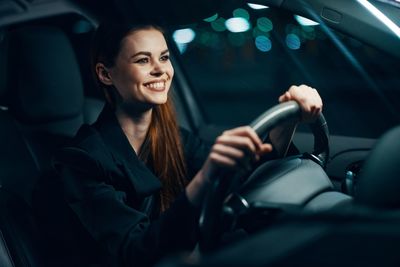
[355,125,400,208]
[0,230,14,267]
[7,25,84,136]
[0,110,40,205]
[0,24,101,267]
[0,109,45,267]
[0,189,45,267]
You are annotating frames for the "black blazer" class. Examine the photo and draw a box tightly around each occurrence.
[34,105,210,267]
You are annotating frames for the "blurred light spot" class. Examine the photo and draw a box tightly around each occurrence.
[173,28,196,44]
[294,15,319,26]
[301,26,314,33]
[301,27,316,40]
[233,8,250,20]
[226,17,251,33]
[253,26,270,38]
[204,13,219,22]
[286,33,301,49]
[228,33,246,46]
[211,18,227,32]
[199,32,211,44]
[257,17,273,32]
[255,36,272,52]
[202,32,221,48]
[357,0,400,38]
[247,3,269,9]
[176,43,187,54]
[72,20,93,34]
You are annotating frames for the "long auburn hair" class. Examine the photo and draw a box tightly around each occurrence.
[91,21,187,212]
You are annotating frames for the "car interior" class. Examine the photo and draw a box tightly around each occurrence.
[0,0,399,266]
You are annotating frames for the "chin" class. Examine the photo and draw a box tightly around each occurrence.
[148,95,168,105]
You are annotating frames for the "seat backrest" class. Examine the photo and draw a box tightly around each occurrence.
[0,24,102,267]
[6,25,85,137]
[355,125,400,208]
[0,108,45,267]
[0,189,45,267]
[5,25,85,171]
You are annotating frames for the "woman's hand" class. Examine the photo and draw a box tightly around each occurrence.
[186,126,272,205]
[279,84,323,123]
[202,126,272,180]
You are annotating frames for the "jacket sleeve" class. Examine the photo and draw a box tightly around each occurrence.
[179,128,211,180]
[54,147,200,267]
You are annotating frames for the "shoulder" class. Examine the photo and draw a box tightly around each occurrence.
[53,124,114,174]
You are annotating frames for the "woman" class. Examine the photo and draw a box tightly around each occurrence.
[37,22,322,267]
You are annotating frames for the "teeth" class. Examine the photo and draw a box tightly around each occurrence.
[146,82,165,89]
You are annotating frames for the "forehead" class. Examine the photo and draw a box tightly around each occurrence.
[119,28,168,55]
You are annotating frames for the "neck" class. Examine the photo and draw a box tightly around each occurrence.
[115,106,153,154]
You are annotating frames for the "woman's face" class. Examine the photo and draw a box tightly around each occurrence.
[106,28,174,109]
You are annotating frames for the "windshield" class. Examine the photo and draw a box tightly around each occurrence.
[170,5,400,138]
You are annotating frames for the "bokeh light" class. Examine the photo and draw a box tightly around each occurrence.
[301,26,316,40]
[255,36,272,52]
[202,32,222,48]
[175,43,187,54]
[286,33,301,50]
[247,3,269,9]
[173,28,196,44]
[257,17,273,32]
[253,26,270,38]
[228,33,246,47]
[211,18,227,32]
[226,17,251,33]
[233,8,250,20]
[203,13,219,22]
[294,15,319,26]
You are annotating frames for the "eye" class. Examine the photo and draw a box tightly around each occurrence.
[160,54,170,62]
[135,57,149,64]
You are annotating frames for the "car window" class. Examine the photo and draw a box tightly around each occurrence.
[170,5,400,138]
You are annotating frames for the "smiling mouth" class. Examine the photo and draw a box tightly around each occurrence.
[144,81,166,91]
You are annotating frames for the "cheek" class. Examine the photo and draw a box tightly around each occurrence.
[129,69,148,84]
[168,64,174,79]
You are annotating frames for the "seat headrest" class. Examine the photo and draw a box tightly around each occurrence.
[6,25,84,125]
[355,126,400,208]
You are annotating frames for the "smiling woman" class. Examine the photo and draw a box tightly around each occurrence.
[32,19,323,267]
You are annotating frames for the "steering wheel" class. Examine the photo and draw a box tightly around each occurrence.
[198,101,330,252]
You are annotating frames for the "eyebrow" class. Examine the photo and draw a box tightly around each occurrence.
[131,49,169,59]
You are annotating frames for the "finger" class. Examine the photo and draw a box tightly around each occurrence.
[222,126,263,150]
[212,143,245,160]
[257,143,273,156]
[208,152,236,168]
[278,91,291,103]
[216,135,257,154]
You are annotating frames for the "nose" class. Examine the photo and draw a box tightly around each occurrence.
[150,61,165,77]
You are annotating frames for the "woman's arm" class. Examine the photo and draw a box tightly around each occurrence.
[186,84,323,205]
[186,126,273,205]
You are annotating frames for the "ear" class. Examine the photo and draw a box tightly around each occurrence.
[96,63,113,86]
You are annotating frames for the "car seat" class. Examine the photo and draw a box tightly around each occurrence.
[5,25,96,173]
[0,24,103,267]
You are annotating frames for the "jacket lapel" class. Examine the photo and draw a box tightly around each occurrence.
[93,105,161,199]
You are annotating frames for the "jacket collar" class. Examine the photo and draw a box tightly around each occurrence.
[93,104,161,198]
